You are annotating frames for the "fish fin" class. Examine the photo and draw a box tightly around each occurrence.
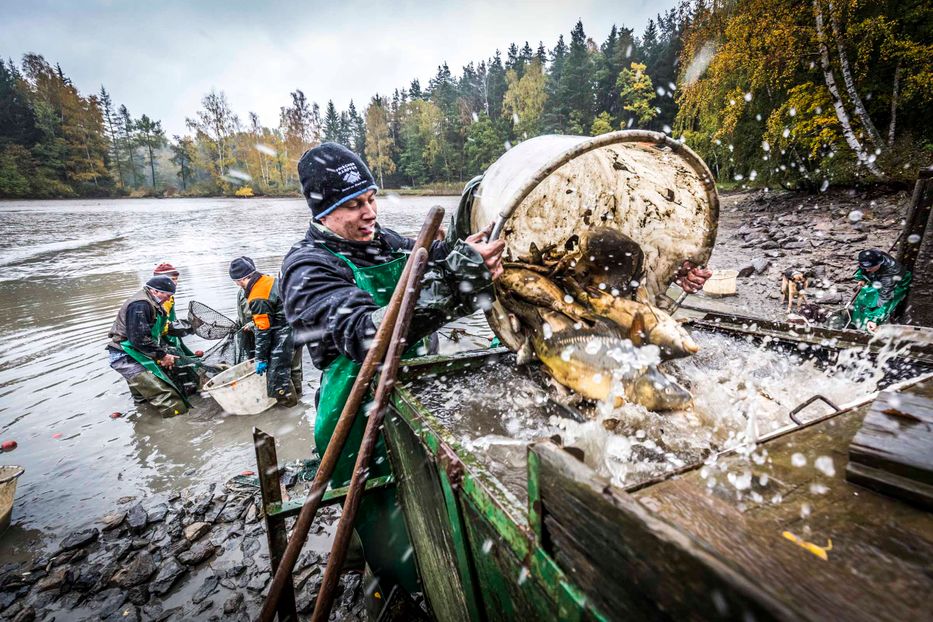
[629,311,646,346]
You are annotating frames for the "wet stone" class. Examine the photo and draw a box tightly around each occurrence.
[246,572,269,593]
[100,512,126,531]
[147,503,169,523]
[94,588,127,617]
[131,538,149,550]
[183,521,211,542]
[127,503,148,533]
[10,605,35,622]
[51,547,86,567]
[222,592,243,614]
[192,575,219,604]
[151,558,186,596]
[165,537,191,558]
[127,585,150,606]
[58,528,99,553]
[177,541,217,566]
[240,534,260,557]
[72,563,102,592]
[35,567,70,592]
[244,502,258,524]
[111,552,157,588]
[204,499,227,523]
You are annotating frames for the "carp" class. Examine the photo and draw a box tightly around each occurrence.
[569,285,699,360]
[531,313,692,411]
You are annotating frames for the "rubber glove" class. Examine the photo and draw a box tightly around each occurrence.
[255,361,268,375]
[194,350,204,357]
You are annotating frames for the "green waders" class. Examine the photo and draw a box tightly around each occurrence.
[314,249,419,593]
[851,269,913,330]
[121,311,191,418]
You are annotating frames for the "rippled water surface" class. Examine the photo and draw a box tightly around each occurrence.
[0,195,462,556]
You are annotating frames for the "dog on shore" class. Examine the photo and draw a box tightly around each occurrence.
[781,268,810,312]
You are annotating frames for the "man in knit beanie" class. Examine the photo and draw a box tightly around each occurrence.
[281,142,504,594]
[106,275,190,417]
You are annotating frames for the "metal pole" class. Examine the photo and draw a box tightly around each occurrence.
[311,247,431,622]
[259,207,444,622]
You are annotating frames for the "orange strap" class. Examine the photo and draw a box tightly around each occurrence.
[247,274,275,303]
[253,313,271,330]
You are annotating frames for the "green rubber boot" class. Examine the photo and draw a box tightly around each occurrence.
[127,371,188,418]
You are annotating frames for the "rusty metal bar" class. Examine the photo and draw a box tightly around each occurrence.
[788,395,841,425]
[311,247,430,622]
[253,428,297,622]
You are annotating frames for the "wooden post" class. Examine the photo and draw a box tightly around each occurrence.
[901,167,933,326]
[253,427,297,621]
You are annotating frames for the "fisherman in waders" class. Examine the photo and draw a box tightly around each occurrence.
[106,275,190,417]
[281,143,505,594]
[152,262,202,358]
[229,256,302,406]
[850,248,912,332]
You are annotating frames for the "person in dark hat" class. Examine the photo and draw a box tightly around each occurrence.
[106,275,191,417]
[851,248,912,331]
[229,256,302,405]
[281,142,505,596]
[152,262,200,357]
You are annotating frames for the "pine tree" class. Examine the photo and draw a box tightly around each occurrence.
[322,100,341,143]
[170,135,194,191]
[135,114,165,188]
[557,22,595,133]
[98,86,125,188]
[118,105,142,187]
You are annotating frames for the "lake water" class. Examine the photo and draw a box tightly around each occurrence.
[0,194,482,558]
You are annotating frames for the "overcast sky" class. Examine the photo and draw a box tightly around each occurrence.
[3,0,673,136]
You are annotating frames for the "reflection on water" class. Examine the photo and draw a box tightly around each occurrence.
[0,195,459,555]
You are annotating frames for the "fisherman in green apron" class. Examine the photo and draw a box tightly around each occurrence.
[152,262,200,358]
[106,275,191,417]
[281,143,505,594]
[850,248,912,331]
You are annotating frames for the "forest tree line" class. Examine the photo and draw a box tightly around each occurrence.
[1,0,930,199]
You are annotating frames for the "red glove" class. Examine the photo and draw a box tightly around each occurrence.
[194,350,204,357]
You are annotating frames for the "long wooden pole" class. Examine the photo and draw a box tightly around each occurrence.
[311,247,430,622]
[259,207,443,622]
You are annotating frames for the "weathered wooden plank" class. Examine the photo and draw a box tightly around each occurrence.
[533,442,795,622]
[848,380,933,506]
[902,169,933,325]
[383,408,477,622]
[637,405,933,622]
[459,495,562,622]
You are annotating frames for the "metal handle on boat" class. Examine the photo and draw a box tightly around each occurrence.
[788,394,841,425]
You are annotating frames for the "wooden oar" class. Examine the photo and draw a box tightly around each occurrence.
[259,207,444,622]
[311,246,430,622]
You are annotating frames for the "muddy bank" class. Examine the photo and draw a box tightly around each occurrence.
[697,186,909,321]
[0,470,376,621]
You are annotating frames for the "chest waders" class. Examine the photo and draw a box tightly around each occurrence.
[315,248,419,592]
[120,311,191,408]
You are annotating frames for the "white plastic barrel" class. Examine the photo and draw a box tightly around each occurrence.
[470,130,719,350]
[203,359,277,415]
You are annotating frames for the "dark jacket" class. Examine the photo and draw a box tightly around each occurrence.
[281,223,493,370]
[855,252,909,303]
[243,273,296,397]
[107,288,167,360]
